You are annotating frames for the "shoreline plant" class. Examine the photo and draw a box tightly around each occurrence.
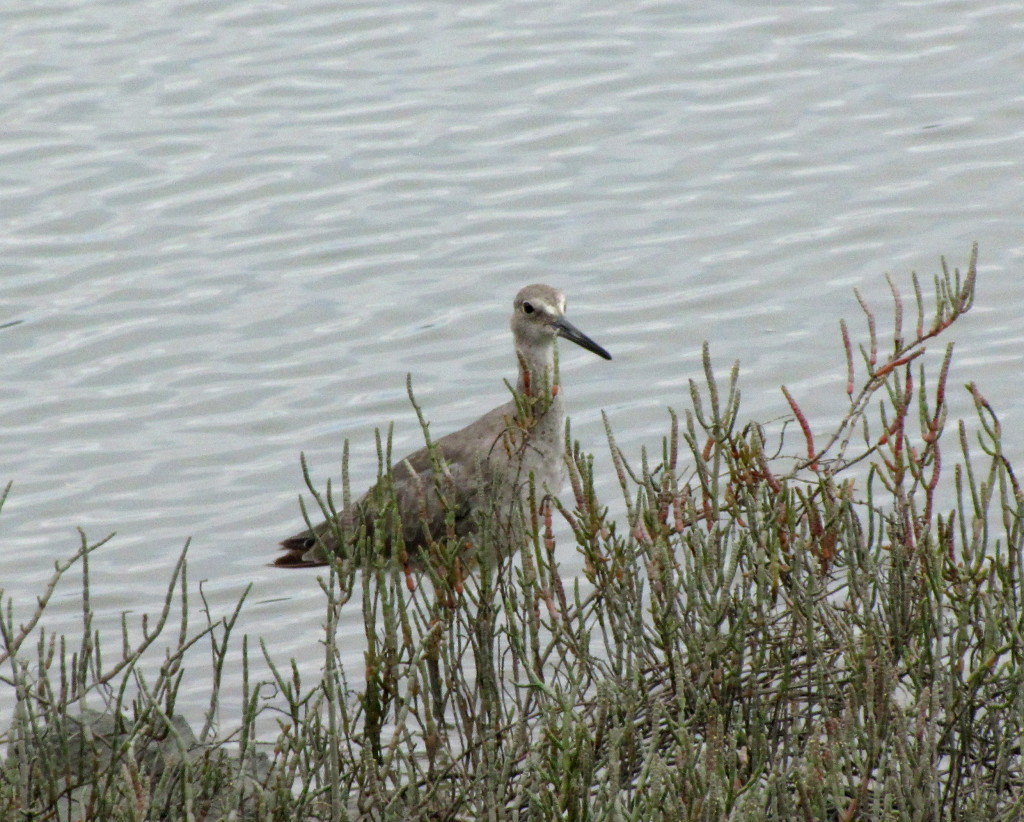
[5,245,1022,821]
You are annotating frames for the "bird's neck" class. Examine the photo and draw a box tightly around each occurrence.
[507,343,565,452]
[515,343,559,402]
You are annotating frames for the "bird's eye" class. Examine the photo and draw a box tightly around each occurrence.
[522,302,535,314]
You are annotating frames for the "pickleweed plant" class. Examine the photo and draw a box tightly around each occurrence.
[6,245,1020,821]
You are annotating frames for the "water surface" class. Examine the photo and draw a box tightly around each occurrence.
[2,0,1022,724]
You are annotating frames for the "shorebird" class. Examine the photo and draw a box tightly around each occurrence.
[275,284,611,568]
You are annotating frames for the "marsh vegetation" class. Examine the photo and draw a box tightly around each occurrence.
[5,246,1020,821]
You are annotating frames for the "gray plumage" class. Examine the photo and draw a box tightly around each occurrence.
[275,284,611,568]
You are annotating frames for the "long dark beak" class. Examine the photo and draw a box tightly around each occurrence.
[553,317,612,360]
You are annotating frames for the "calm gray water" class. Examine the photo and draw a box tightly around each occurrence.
[3,0,1023,725]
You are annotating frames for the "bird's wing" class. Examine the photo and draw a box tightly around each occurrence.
[275,401,518,567]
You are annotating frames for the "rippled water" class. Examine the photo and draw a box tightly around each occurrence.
[3,0,1022,724]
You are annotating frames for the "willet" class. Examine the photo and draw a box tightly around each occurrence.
[275,284,611,568]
